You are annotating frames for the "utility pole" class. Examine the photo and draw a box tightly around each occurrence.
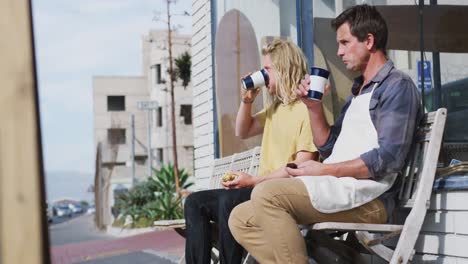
[147,109,153,178]
[130,114,136,186]
[165,0,180,192]
[137,101,159,178]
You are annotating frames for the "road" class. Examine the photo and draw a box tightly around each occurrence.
[49,213,111,246]
[49,213,185,264]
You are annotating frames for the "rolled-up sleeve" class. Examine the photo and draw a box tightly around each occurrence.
[318,98,351,159]
[360,78,422,180]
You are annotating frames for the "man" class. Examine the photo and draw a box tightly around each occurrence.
[229,5,422,264]
[184,39,318,264]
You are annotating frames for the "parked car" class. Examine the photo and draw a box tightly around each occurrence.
[55,205,72,217]
[86,205,95,214]
[68,203,83,214]
[46,202,53,223]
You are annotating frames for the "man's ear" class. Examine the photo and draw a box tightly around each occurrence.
[365,33,375,51]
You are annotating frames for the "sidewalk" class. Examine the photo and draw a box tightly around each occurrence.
[51,229,185,264]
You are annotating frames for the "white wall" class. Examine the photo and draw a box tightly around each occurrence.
[364,191,468,263]
[191,0,215,189]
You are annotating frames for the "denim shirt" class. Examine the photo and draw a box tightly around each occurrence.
[318,60,423,180]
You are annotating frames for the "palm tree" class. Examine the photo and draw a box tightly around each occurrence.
[175,51,191,89]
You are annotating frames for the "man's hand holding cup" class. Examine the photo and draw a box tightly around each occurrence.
[296,67,330,108]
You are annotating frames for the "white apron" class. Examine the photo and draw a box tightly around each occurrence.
[298,83,396,213]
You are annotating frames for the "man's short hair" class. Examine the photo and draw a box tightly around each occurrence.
[331,4,388,53]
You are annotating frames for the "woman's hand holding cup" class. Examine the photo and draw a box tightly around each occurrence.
[241,72,261,104]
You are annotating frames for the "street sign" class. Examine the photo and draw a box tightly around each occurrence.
[417,60,432,91]
[137,101,159,110]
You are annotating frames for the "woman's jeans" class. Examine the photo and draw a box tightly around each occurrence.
[184,188,253,264]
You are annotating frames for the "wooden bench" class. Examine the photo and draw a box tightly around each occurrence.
[153,146,261,228]
[153,146,262,264]
[209,146,262,191]
[303,108,447,263]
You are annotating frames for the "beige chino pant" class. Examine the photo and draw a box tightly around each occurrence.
[228,178,387,264]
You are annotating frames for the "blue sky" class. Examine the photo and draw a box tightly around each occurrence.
[32,0,192,174]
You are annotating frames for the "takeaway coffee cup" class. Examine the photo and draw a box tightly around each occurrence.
[308,67,330,101]
[242,69,269,90]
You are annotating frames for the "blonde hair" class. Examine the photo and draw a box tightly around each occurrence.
[262,39,308,105]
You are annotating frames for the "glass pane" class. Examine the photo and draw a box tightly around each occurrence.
[313,1,468,162]
[213,1,298,156]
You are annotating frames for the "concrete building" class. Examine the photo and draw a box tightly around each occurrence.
[93,75,149,226]
[93,30,193,185]
[93,29,193,226]
[93,76,149,185]
[142,30,193,175]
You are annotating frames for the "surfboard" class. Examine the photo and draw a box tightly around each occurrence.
[214,9,263,157]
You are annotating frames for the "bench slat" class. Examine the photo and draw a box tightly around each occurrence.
[311,222,403,233]
[153,219,186,228]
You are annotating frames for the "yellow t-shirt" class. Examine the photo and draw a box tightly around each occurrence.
[255,101,317,176]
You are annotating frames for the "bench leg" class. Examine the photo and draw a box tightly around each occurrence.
[242,253,258,264]
[305,230,367,264]
[355,231,394,262]
[178,253,186,264]
[210,247,220,264]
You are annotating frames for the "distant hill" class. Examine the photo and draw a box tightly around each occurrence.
[45,171,94,203]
